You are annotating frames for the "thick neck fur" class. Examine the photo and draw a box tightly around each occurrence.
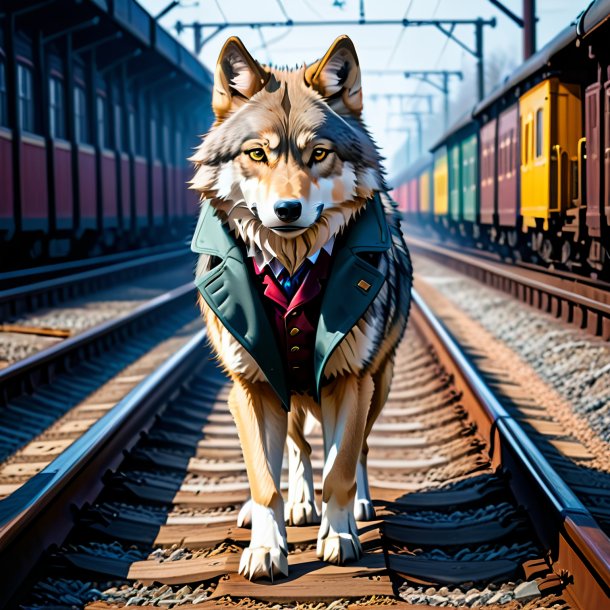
[212,195,366,275]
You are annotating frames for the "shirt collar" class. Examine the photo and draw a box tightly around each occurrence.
[252,236,335,279]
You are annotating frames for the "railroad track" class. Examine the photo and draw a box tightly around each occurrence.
[0,244,190,322]
[406,235,610,341]
[0,278,200,503]
[1,290,607,609]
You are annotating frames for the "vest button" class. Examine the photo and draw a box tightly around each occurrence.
[289,327,300,336]
[290,346,300,353]
[290,309,299,317]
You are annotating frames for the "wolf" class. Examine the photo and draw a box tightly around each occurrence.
[190,35,412,581]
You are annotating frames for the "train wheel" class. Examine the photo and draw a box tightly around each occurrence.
[28,235,45,262]
[540,238,553,264]
[530,232,543,253]
[561,241,571,265]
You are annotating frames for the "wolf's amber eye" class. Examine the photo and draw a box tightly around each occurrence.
[247,148,267,162]
[312,148,329,163]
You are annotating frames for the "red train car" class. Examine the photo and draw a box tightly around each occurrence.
[0,0,213,265]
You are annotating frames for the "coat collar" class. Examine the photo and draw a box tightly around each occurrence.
[191,193,391,407]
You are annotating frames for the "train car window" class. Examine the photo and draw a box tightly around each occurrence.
[0,61,7,127]
[535,108,543,158]
[96,94,109,149]
[17,63,34,133]
[163,123,170,161]
[128,107,136,153]
[150,112,158,160]
[74,85,89,144]
[175,130,182,165]
[49,76,65,139]
[114,103,122,151]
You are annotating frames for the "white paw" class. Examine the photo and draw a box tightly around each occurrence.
[237,499,252,528]
[285,500,320,526]
[354,498,376,521]
[317,531,362,564]
[239,545,288,581]
[316,499,362,565]
[240,501,288,580]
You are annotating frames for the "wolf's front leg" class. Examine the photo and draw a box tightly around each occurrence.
[317,374,374,564]
[229,378,288,581]
[286,403,320,525]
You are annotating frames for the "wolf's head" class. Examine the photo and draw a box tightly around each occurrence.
[190,35,385,274]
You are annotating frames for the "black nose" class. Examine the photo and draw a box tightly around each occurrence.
[274,200,302,223]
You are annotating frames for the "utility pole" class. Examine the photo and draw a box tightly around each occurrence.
[388,111,428,158]
[523,0,536,59]
[487,0,536,60]
[367,70,462,131]
[475,19,484,101]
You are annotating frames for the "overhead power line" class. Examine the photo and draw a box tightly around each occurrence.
[176,17,495,100]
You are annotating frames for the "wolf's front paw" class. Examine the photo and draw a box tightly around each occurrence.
[241,501,288,580]
[237,499,252,528]
[316,500,362,565]
[354,498,376,521]
[285,499,320,526]
[239,545,288,581]
[317,531,362,564]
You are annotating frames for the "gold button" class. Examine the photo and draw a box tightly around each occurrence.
[357,279,371,292]
[292,365,300,370]
[290,346,300,353]
[290,310,299,317]
[290,328,300,336]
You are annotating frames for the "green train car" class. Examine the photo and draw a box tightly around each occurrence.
[431,116,479,234]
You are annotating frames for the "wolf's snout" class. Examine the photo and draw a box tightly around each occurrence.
[274,200,302,223]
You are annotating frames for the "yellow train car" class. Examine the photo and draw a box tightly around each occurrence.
[419,168,431,214]
[519,77,582,230]
[433,148,449,216]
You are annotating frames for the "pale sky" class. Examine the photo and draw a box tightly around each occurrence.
[140,0,591,175]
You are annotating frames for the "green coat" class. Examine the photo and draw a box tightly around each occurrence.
[191,194,391,410]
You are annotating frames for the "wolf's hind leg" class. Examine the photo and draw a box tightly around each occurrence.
[317,374,374,564]
[355,358,394,521]
[229,378,288,581]
[286,402,320,526]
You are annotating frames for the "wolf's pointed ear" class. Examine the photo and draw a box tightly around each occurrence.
[305,35,362,117]
[213,37,269,120]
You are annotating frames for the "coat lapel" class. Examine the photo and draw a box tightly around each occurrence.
[313,193,391,401]
[191,203,290,409]
[191,194,391,408]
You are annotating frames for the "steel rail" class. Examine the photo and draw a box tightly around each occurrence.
[0,282,195,405]
[407,236,610,338]
[0,242,187,290]
[411,290,610,610]
[0,327,208,607]
[0,246,190,320]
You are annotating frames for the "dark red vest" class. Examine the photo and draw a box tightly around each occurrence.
[251,250,332,393]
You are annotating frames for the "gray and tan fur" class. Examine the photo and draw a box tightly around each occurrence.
[191,35,412,581]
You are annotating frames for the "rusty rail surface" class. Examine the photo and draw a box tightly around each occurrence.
[0,290,607,608]
[0,329,209,608]
[0,245,190,320]
[0,283,195,406]
[412,291,610,610]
